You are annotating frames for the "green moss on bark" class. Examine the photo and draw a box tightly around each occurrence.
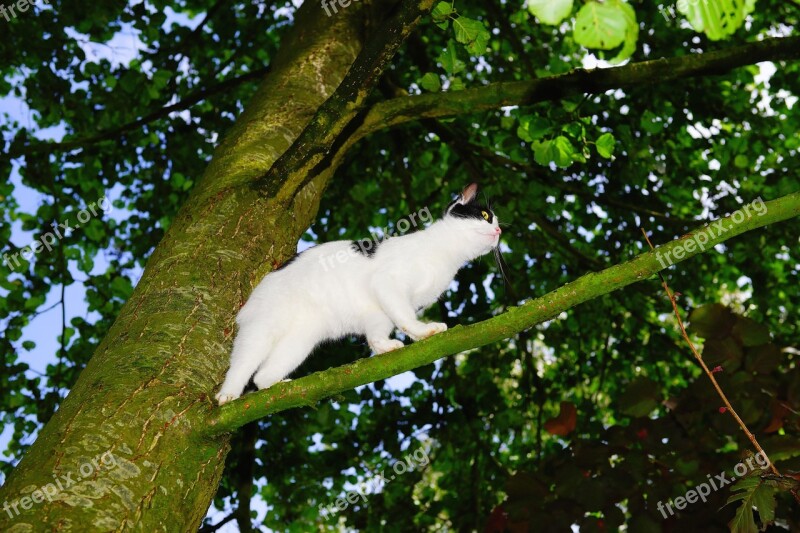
[0,2,370,531]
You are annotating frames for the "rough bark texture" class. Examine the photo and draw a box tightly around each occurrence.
[0,1,369,530]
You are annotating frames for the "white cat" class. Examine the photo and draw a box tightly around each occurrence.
[215,183,501,404]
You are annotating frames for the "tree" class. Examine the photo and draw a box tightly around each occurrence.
[1,0,798,531]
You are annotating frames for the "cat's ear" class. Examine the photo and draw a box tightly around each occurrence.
[445,183,480,215]
[459,183,479,205]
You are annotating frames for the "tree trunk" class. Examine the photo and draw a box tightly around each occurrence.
[0,2,369,530]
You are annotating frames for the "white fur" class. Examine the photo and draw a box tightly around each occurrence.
[216,191,500,404]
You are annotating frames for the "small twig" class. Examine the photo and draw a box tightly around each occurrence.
[198,511,237,533]
[640,228,800,505]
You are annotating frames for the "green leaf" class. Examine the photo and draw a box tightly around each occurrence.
[432,1,455,27]
[119,70,139,94]
[677,0,752,41]
[24,293,46,311]
[729,501,757,533]
[419,72,442,92]
[750,484,777,523]
[596,133,616,158]
[518,116,553,142]
[574,0,628,50]
[734,154,750,168]
[448,77,465,91]
[152,70,172,90]
[437,42,465,75]
[84,219,106,243]
[453,17,490,55]
[60,327,76,345]
[533,136,576,168]
[562,121,585,141]
[727,477,777,533]
[640,110,663,133]
[527,0,573,26]
[609,1,638,63]
[111,276,134,299]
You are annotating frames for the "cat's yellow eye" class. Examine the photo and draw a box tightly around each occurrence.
[481,210,490,221]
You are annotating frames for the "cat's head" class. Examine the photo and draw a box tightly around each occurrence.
[443,183,501,258]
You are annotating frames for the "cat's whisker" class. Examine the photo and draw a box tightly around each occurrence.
[493,245,512,290]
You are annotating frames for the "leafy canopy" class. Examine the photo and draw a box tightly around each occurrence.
[1,0,799,531]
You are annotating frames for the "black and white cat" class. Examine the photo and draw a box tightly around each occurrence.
[215,183,501,404]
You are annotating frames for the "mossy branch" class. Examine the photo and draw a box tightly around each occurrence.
[347,35,800,142]
[203,190,800,436]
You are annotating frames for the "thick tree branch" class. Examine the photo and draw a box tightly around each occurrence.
[255,0,436,201]
[348,35,800,144]
[204,190,800,435]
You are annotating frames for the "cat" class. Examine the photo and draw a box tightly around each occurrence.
[215,183,501,405]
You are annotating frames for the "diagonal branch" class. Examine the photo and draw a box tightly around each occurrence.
[347,35,800,145]
[642,232,777,472]
[204,190,800,436]
[255,0,436,201]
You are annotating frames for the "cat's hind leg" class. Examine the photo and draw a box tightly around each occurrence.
[252,332,318,391]
[366,313,404,354]
[216,326,273,405]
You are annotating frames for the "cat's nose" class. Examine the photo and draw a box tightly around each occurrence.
[495,227,502,235]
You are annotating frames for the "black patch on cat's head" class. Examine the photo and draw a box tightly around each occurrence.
[447,202,496,223]
[445,183,495,223]
[351,238,380,257]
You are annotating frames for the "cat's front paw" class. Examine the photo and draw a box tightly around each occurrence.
[370,338,405,354]
[215,392,239,405]
[405,322,447,341]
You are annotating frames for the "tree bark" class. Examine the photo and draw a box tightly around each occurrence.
[0,1,371,530]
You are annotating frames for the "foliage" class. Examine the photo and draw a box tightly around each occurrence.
[1,0,799,531]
